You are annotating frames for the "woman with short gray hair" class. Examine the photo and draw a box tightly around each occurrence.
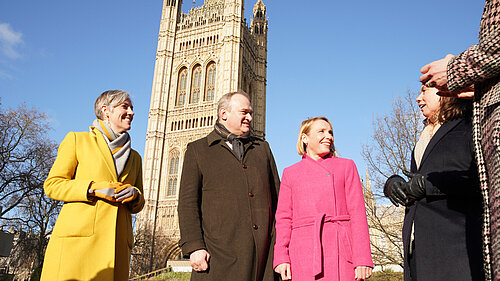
[41,90,145,281]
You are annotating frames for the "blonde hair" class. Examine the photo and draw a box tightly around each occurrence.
[296,117,337,157]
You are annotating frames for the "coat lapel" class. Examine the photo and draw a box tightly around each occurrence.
[303,153,332,174]
[419,118,462,170]
[90,127,118,181]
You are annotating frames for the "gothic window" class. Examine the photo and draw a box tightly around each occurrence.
[177,68,187,106]
[205,62,216,101]
[190,65,202,104]
[167,150,180,196]
[168,179,177,197]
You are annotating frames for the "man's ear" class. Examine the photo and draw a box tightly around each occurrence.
[220,107,228,121]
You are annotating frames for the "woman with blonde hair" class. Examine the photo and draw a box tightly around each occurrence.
[41,90,144,281]
[274,117,373,281]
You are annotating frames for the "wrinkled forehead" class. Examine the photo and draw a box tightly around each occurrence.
[230,94,252,110]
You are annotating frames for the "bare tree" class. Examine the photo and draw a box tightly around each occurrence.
[0,101,61,281]
[362,90,423,271]
[15,187,62,280]
[0,102,57,217]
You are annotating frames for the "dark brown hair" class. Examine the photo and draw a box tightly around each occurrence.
[438,96,473,122]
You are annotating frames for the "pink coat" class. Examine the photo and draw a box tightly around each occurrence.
[274,154,373,281]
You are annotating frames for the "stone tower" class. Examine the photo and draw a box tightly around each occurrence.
[135,0,268,269]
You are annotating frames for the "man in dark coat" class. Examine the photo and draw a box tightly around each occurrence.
[419,1,500,279]
[178,90,280,281]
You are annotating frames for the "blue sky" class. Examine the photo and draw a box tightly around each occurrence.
[0,0,484,185]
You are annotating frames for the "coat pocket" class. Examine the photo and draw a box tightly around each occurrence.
[53,202,96,237]
[339,227,353,264]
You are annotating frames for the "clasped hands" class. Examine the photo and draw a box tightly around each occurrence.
[88,181,139,203]
[385,170,426,207]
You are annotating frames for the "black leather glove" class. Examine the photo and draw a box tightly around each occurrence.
[402,170,426,200]
[384,175,408,207]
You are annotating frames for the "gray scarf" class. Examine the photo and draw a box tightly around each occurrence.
[92,119,131,177]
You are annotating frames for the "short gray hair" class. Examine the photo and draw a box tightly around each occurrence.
[217,90,250,118]
[94,90,131,120]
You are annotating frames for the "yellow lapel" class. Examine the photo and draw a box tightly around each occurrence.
[90,126,118,181]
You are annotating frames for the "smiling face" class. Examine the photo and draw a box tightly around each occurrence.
[302,119,333,160]
[416,86,441,121]
[102,99,134,133]
[220,93,253,135]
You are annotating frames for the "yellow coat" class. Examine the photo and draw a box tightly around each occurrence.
[41,127,144,281]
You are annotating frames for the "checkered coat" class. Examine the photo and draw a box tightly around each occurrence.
[447,0,500,280]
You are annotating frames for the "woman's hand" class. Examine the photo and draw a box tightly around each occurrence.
[274,263,291,280]
[115,184,139,203]
[89,181,123,201]
[355,266,372,280]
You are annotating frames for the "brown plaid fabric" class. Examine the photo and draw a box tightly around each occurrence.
[447,0,500,280]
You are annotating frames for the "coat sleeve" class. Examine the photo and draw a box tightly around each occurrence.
[273,168,292,268]
[178,143,206,257]
[44,132,93,202]
[264,141,281,278]
[126,151,145,214]
[266,142,280,218]
[345,160,374,268]
[447,0,500,92]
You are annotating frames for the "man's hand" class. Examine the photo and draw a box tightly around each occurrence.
[420,54,455,93]
[355,266,373,280]
[190,249,210,272]
[274,263,291,280]
[437,87,475,99]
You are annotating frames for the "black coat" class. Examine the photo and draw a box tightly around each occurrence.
[401,118,483,281]
[178,130,280,281]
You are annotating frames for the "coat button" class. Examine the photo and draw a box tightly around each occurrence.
[242,164,247,169]
[249,192,254,197]
[253,224,258,230]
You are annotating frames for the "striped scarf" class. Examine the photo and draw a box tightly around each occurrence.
[92,119,131,177]
[214,121,249,161]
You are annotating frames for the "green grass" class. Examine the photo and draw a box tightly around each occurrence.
[148,272,191,281]
[370,271,404,281]
[146,271,403,281]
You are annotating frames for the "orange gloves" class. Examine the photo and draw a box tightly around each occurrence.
[88,182,139,203]
[114,184,139,203]
[89,181,123,201]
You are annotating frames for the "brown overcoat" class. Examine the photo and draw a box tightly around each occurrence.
[178,130,280,281]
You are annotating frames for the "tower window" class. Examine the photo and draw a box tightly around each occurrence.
[191,65,202,104]
[167,150,180,197]
[205,62,216,101]
[177,68,187,106]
